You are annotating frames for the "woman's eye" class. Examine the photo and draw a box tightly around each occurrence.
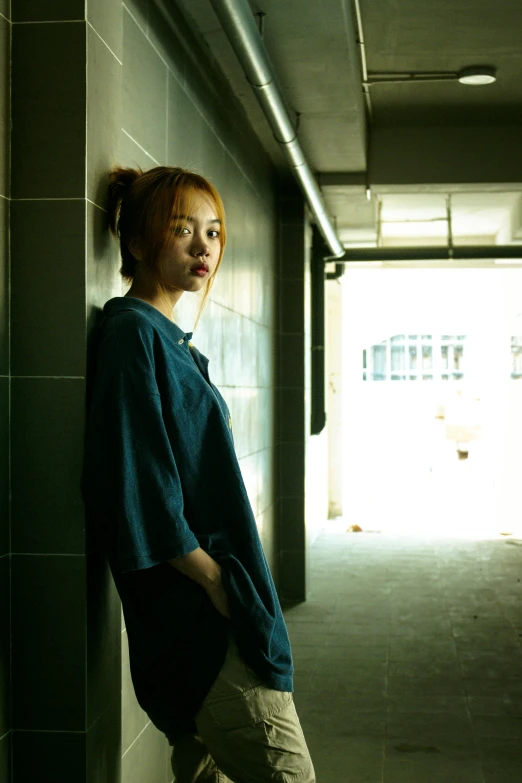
[208,230,220,238]
[171,226,190,235]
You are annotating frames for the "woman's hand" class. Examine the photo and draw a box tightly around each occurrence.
[205,579,231,619]
[169,547,231,619]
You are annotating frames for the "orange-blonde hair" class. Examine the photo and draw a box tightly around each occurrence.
[107,165,226,329]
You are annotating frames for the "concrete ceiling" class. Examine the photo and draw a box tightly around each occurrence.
[176,0,522,251]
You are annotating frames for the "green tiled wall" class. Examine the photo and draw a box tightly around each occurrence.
[6,0,300,779]
[11,22,86,198]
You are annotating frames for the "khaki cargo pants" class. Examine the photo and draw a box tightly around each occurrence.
[170,638,315,783]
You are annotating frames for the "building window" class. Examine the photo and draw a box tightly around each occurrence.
[363,334,466,382]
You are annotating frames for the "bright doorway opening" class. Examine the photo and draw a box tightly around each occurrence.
[338,267,522,540]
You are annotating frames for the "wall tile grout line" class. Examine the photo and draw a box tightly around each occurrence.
[11,553,86,558]
[11,197,85,202]
[122,2,148,39]
[87,20,123,66]
[89,198,107,213]
[121,129,160,166]
[10,728,85,734]
[86,695,121,735]
[121,719,152,759]
[12,20,84,26]
[205,297,277,328]
[10,376,85,379]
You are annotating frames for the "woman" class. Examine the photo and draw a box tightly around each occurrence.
[82,166,315,783]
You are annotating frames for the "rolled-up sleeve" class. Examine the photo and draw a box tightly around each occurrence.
[83,314,199,573]
[116,389,199,572]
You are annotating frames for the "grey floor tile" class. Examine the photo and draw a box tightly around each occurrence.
[472,715,522,738]
[325,632,390,646]
[385,734,480,762]
[299,706,386,736]
[293,673,315,693]
[461,661,522,680]
[388,675,465,696]
[311,690,387,712]
[387,694,469,714]
[288,629,326,646]
[315,645,389,664]
[312,673,387,695]
[466,696,522,717]
[389,660,461,678]
[455,639,521,654]
[386,711,475,739]
[283,529,522,782]
[463,679,522,697]
[389,641,458,659]
[477,737,522,763]
[482,762,522,783]
[306,734,384,783]
[383,758,485,783]
[286,621,331,636]
[293,692,310,712]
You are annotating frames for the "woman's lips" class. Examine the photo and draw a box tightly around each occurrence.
[191,267,208,277]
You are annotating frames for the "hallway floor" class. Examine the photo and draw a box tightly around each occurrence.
[285,524,522,783]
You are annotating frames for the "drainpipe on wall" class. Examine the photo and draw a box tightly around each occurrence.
[326,263,345,280]
[311,227,330,435]
[339,245,522,262]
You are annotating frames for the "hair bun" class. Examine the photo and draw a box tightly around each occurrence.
[107,166,142,234]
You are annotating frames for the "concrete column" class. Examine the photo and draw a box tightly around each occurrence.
[276,179,308,602]
[327,278,343,518]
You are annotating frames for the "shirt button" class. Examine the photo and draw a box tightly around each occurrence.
[178,338,184,344]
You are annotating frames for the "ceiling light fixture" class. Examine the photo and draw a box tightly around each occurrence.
[365,65,497,87]
[458,66,497,85]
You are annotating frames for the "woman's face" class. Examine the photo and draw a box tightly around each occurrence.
[157,190,222,295]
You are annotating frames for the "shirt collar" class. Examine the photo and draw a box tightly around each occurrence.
[103,297,193,344]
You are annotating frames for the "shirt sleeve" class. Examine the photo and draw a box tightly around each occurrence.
[84,313,199,573]
[115,388,200,572]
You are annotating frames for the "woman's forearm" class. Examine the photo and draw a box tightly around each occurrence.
[168,546,221,589]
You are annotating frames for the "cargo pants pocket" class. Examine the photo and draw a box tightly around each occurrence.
[194,641,315,783]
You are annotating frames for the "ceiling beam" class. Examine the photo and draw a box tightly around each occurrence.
[370,126,522,186]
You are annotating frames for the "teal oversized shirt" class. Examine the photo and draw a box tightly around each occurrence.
[82,297,292,741]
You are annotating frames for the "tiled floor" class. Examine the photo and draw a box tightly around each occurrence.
[285,524,522,783]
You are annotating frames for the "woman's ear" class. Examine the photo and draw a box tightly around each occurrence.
[128,237,143,261]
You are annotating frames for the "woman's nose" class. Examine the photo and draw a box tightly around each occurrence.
[193,235,210,256]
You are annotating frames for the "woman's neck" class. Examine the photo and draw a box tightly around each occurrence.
[124,281,181,321]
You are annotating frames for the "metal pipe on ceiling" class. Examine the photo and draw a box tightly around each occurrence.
[208,0,345,259]
[352,0,372,121]
[337,245,522,262]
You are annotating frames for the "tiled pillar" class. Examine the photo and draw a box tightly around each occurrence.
[0,2,11,778]
[277,180,309,602]
[9,1,122,780]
